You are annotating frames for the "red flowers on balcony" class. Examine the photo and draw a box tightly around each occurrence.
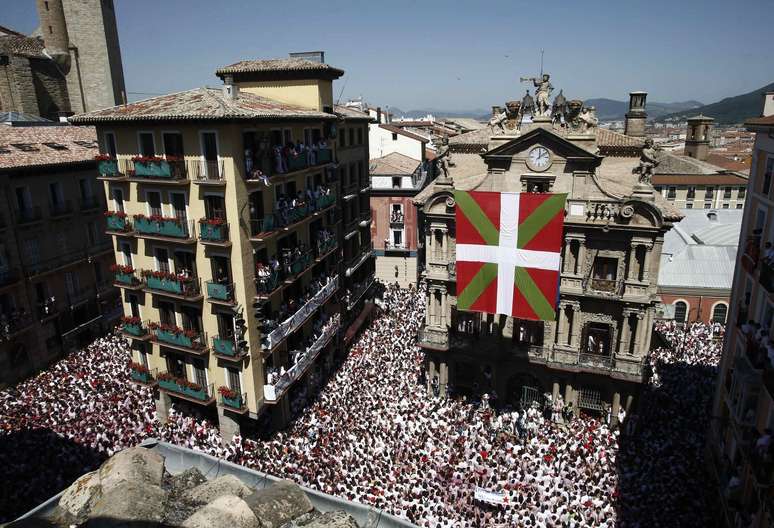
[198,217,226,226]
[120,315,141,326]
[129,361,149,374]
[157,372,203,392]
[132,213,183,224]
[140,269,191,282]
[148,322,200,339]
[217,386,237,399]
[104,210,127,218]
[110,264,135,274]
[94,154,114,161]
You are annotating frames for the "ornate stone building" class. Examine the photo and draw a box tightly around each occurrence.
[414,84,681,417]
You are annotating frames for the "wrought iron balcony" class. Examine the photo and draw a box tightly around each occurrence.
[220,391,248,413]
[96,157,122,179]
[206,281,234,304]
[158,374,214,404]
[143,272,202,300]
[212,335,244,360]
[130,366,157,385]
[128,157,188,183]
[198,220,230,245]
[133,216,196,243]
[151,324,208,354]
[192,159,225,185]
[105,212,133,234]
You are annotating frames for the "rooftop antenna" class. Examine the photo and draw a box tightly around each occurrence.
[335,76,348,106]
[539,48,544,77]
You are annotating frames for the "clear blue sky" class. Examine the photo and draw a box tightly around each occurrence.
[4,0,772,111]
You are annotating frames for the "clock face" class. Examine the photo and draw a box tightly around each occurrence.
[528,146,551,171]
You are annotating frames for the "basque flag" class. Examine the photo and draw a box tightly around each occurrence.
[455,190,567,321]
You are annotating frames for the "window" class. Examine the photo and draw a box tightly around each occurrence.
[686,203,693,209]
[56,232,67,254]
[712,303,728,324]
[79,178,93,201]
[674,301,688,323]
[138,132,155,157]
[392,229,403,247]
[146,191,162,216]
[192,359,207,387]
[86,221,97,246]
[723,203,729,209]
[736,204,743,209]
[391,132,398,141]
[667,186,676,199]
[170,192,187,221]
[348,128,354,146]
[112,188,125,212]
[339,128,346,147]
[64,272,79,297]
[158,301,175,326]
[703,203,711,209]
[592,257,617,280]
[155,248,170,273]
[357,127,363,145]
[763,158,774,195]
[705,186,714,199]
[162,132,184,158]
[49,182,63,206]
[126,293,140,318]
[738,186,746,199]
[227,367,241,394]
[392,177,401,189]
[283,129,292,146]
[15,186,32,211]
[119,241,132,267]
[723,187,732,199]
[686,187,696,199]
[104,132,117,157]
[22,238,40,266]
[166,353,186,379]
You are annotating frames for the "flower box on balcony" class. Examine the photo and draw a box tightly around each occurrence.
[317,148,332,164]
[287,151,308,171]
[115,272,137,286]
[156,328,195,348]
[158,379,208,401]
[206,281,232,302]
[199,221,227,242]
[222,394,243,409]
[123,322,146,337]
[146,275,184,295]
[97,159,119,176]
[106,214,129,231]
[213,336,237,356]
[130,368,152,383]
[134,217,188,238]
[134,159,172,178]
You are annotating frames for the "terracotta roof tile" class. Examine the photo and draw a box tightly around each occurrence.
[216,57,344,77]
[333,104,372,121]
[746,115,774,127]
[369,152,421,176]
[0,34,46,59]
[0,124,98,171]
[70,87,335,124]
[652,174,748,185]
[379,124,428,143]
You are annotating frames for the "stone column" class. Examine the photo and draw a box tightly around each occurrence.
[577,240,587,276]
[563,239,572,274]
[441,289,448,327]
[556,304,566,345]
[641,310,654,352]
[611,392,621,428]
[631,312,645,355]
[569,304,580,349]
[552,382,560,400]
[217,405,241,443]
[619,312,632,355]
[627,245,638,280]
[439,361,449,397]
[565,383,576,413]
[641,246,652,282]
[427,359,437,393]
[155,391,172,422]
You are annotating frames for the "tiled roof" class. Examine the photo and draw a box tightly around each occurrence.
[656,152,731,176]
[369,152,421,176]
[596,128,645,148]
[0,124,98,171]
[379,124,428,143]
[333,104,372,121]
[448,127,490,148]
[746,115,774,127]
[215,57,344,77]
[704,153,750,172]
[652,174,748,185]
[69,87,336,123]
[0,34,46,59]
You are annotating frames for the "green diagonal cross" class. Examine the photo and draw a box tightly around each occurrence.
[517,194,566,249]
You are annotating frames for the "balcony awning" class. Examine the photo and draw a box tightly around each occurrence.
[344,301,376,345]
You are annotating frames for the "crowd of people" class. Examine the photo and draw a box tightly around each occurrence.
[0,286,724,526]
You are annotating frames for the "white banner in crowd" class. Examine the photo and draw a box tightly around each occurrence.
[474,487,507,506]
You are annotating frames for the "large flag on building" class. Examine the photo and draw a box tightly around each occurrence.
[455,190,567,321]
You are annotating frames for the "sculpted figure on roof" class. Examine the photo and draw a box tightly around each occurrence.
[634,138,660,185]
[521,74,553,117]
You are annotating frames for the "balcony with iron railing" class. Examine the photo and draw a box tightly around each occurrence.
[126,156,189,184]
[249,193,337,241]
[345,276,375,312]
[120,317,150,340]
[583,276,622,297]
[263,316,339,403]
[263,276,338,351]
[157,373,214,405]
[142,271,203,301]
[212,334,244,361]
[244,146,335,184]
[104,211,134,235]
[389,211,405,225]
[191,159,225,185]
[150,323,208,355]
[741,231,762,275]
[15,205,43,226]
[111,265,141,289]
[95,156,124,180]
[129,364,157,385]
[345,242,373,278]
[255,268,282,298]
[219,388,248,413]
[206,281,235,305]
[133,215,196,243]
[315,236,337,261]
[198,219,230,246]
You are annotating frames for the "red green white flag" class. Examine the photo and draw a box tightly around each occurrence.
[455,191,567,321]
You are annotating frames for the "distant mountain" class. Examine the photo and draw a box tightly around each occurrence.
[387,107,489,121]
[585,98,703,121]
[656,82,774,124]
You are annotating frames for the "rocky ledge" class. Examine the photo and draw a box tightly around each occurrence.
[9,446,359,528]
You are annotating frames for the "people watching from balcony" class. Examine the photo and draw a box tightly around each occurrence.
[0,307,30,338]
[764,242,774,265]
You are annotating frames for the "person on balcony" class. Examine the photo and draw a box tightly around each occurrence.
[273,145,286,174]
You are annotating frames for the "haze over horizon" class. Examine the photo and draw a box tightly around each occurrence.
[4,0,771,111]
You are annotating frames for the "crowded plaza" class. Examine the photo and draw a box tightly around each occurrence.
[0,284,722,526]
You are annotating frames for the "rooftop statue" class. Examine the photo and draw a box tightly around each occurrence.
[551,89,567,126]
[521,74,553,117]
[633,138,660,185]
[521,89,535,117]
[435,135,454,181]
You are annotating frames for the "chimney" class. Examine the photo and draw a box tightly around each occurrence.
[376,107,382,124]
[36,0,71,73]
[763,92,774,118]
[289,51,324,64]
[624,91,647,137]
[684,115,714,161]
[222,74,239,100]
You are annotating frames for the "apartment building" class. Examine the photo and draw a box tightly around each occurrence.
[710,92,774,527]
[653,117,748,210]
[71,53,374,436]
[0,122,119,386]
